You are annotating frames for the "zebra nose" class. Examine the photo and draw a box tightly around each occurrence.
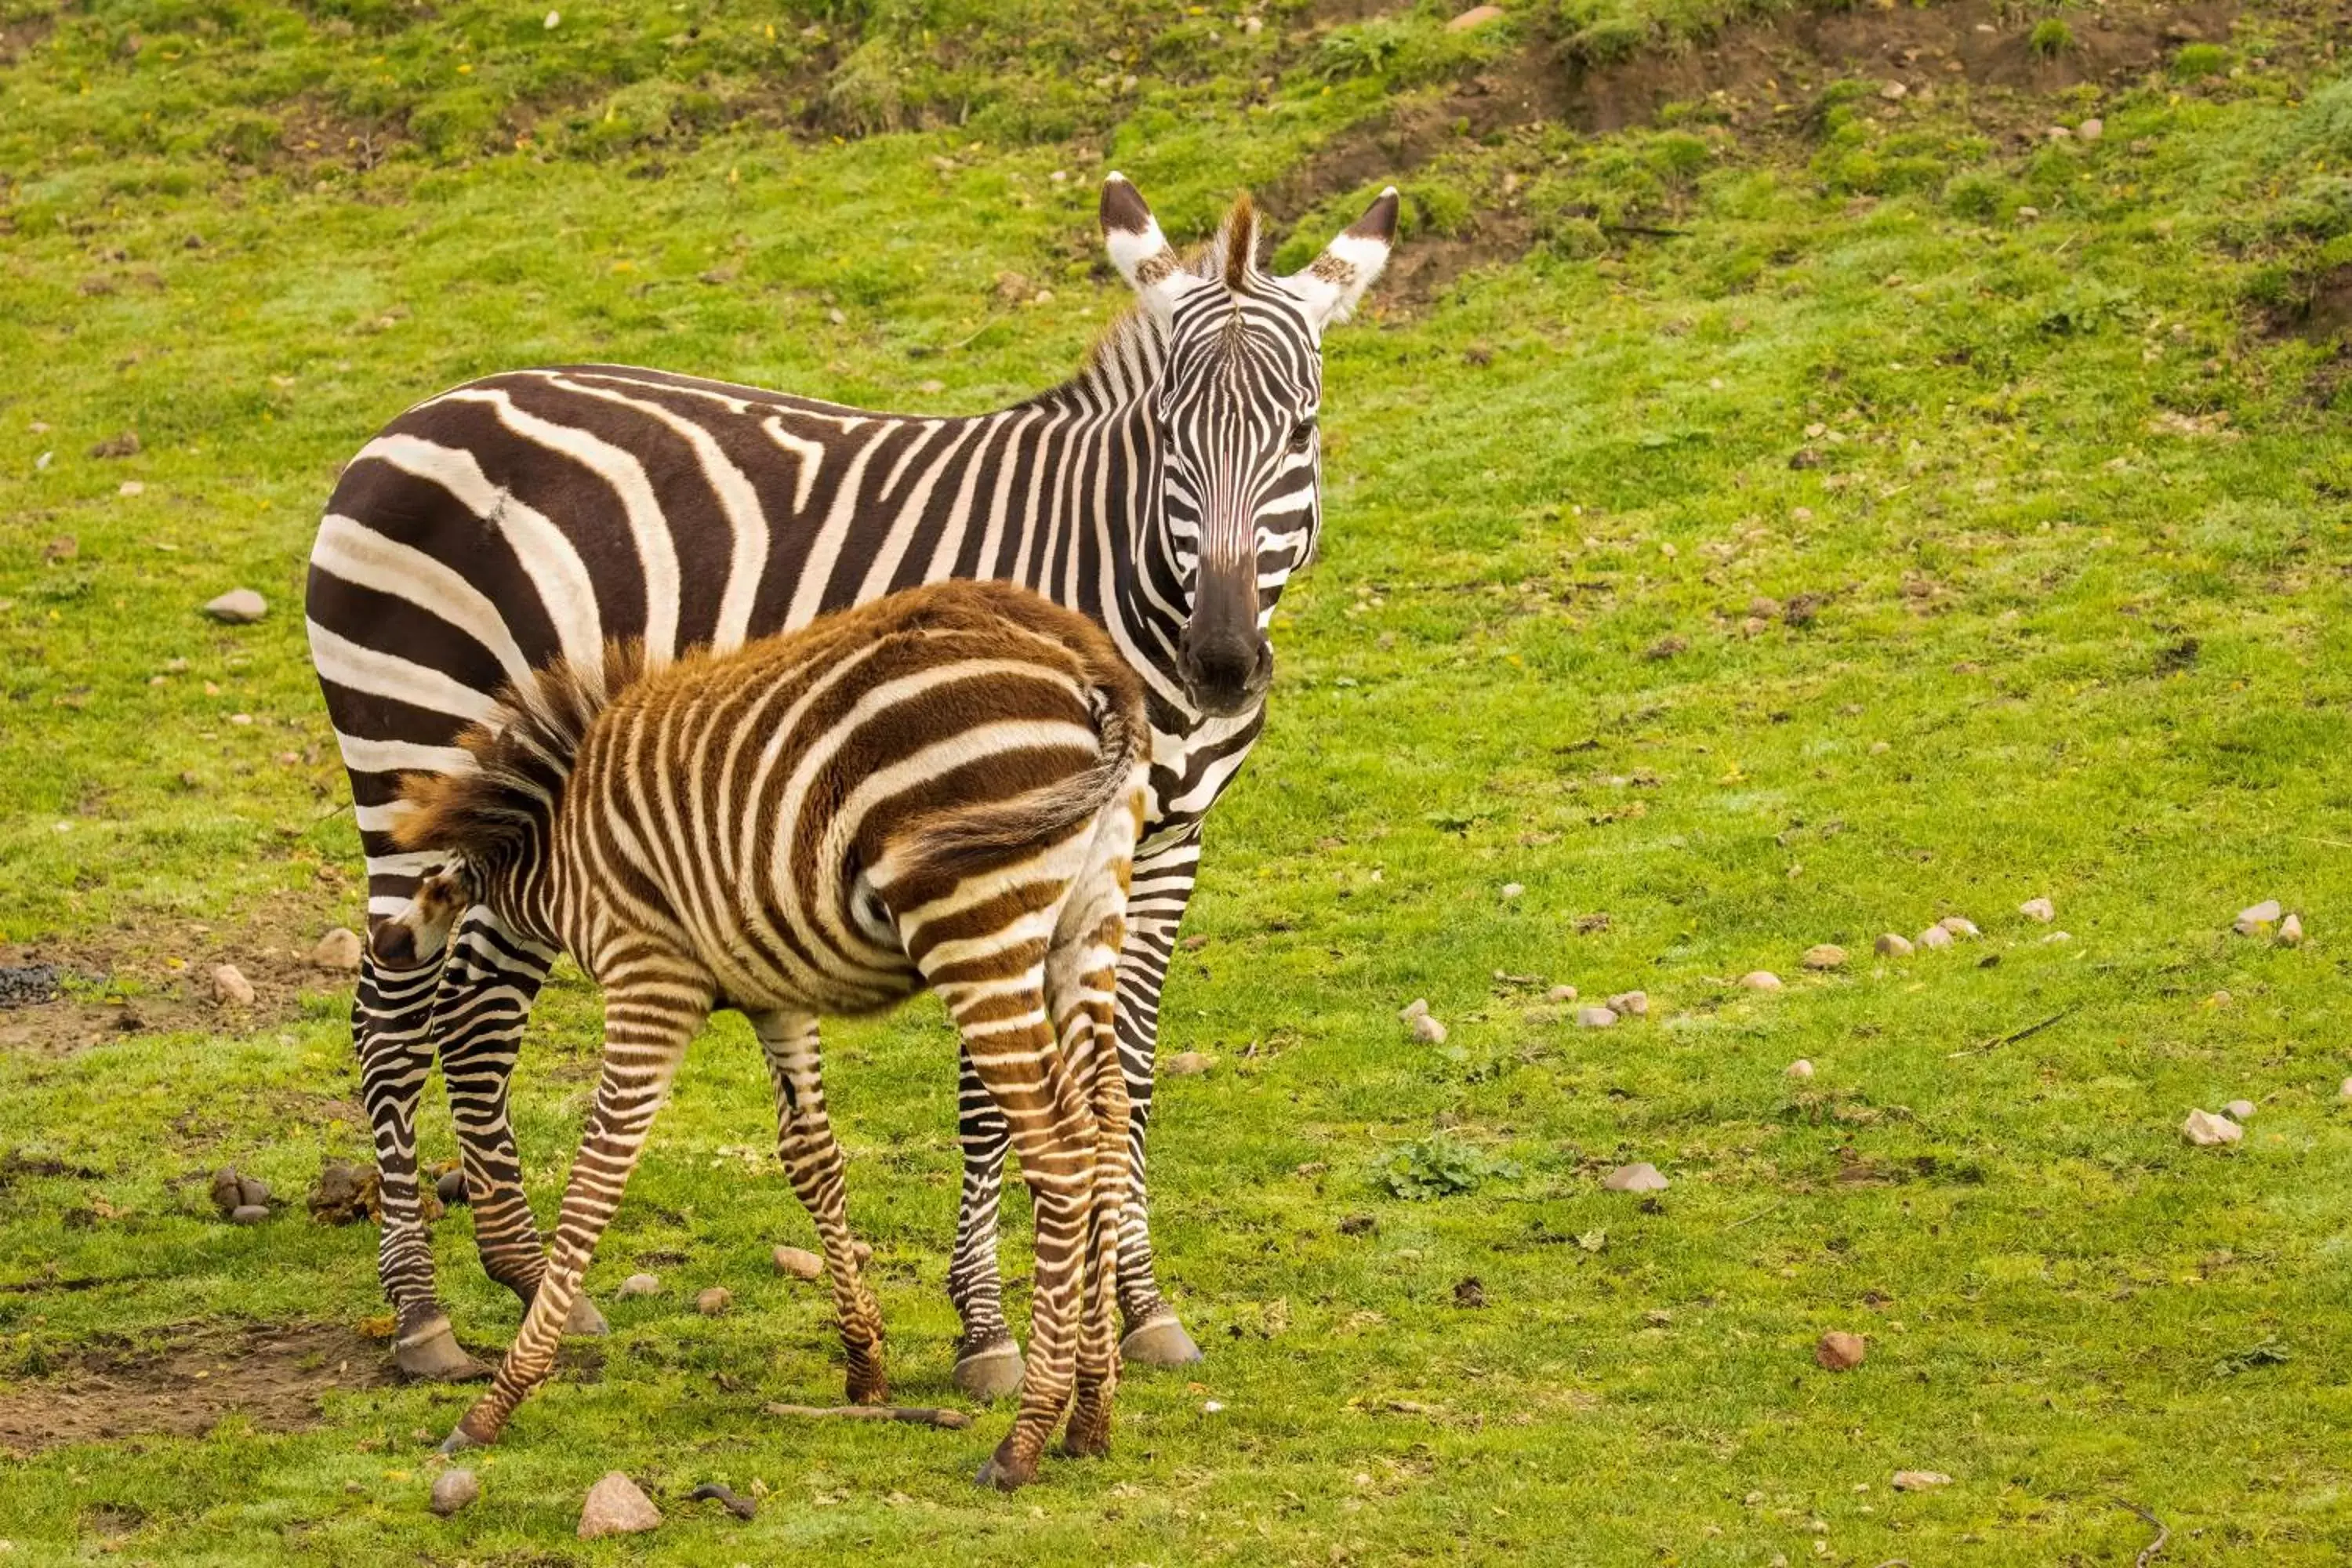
[1179,629,1271,715]
[371,920,420,971]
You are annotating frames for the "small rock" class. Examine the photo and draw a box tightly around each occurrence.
[1500,882,1524,899]
[1166,1049,1214,1075]
[2180,1109,2242,1147]
[1399,998,1429,1023]
[2223,1098,2256,1121]
[1879,78,1908,100]
[2018,897,2055,922]
[2017,205,2042,222]
[119,480,147,497]
[2077,117,2103,140]
[230,1203,269,1225]
[1874,933,1913,957]
[772,1247,822,1281]
[1739,971,1783,991]
[1544,985,1578,1003]
[312,927,364,971]
[619,1272,662,1297]
[2340,1076,2352,1102]
[1938,916,1980,938]
[211,964,256,1005]
[436,1168,467,1205]
[1410,1013,1448,1044]
[579,1471,662,1539]
[1815,1331,1867,1371]
[853,1239,873,1265]
[209,1167,245,1216]
[430,1468,480,1516]
[1445,4,1504,31]
[1602,1162,1668,1192]
[2233,898,2281,935]
[696,1287,732,1316]
[202,588,268,624]
[1576,1006,1618,1029]
[1891,1470,1951,1491]
[1785,1058,1816,1080]
[1607,990,1649,1017]
[1802,944,1847,971]
[2278,913,2305,946]
[1916,925,1953,951]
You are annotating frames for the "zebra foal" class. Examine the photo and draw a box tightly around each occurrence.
[373,579,1149,1490]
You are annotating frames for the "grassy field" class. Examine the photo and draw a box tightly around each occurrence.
[5,0,2352,1560]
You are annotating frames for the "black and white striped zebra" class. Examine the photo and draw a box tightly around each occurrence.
[305,174,1397,1390]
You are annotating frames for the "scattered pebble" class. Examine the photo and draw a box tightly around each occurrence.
[1937,916,1980,938]
[2018,897,2054,922]
[772,1247,822,1281]
[1602,1162,1668,1193]
[230,1203,269,1225]
[2233,899,2281,935]
[2341,1076,2352,1102]
[1891,1470,1952,1491]
[1445,3,1504,31]
[1410,1013,1448,1044]
[1166,1049,1214,1075]
[1545,985,1578,1003]
[619,1272,662,1297]
[2180,1109,2242,1147]
[311,927,364,971]
[578,1471,662,1539]
[436,1168,467,1205]
[202,588,268,624]
[1878,78,1908,100]
[696,1287,732,1317]
[1916,925,1953,951]
[2224,1098,2256,1121]
[1814,1331,1867,1371]
[118,480,146,497]
[1576,1006,1618,1029]
[211,964,256,1006]
[1874,933,1913,958]
[430,1468,480,1516]
[1739,971,1783,991]
[1607,990,1649,1018]
[2278,913,2305,946]
[2077,116,2103,140]
[1201,1399,1226,1413]
[1500,882,1524,899]
[1399,998,1429,1023]
[1785,1058,1815,1080]
[1802,945,1847,971]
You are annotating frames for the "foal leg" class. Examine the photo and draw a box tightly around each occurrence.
[1054,906,1130,1460]
[444,964,712,1450]
[946,1045,1025,1400]
[751,1008,887,1406]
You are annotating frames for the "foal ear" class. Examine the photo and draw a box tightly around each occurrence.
[1282,185,1401,330]
[1101,172,1203,327]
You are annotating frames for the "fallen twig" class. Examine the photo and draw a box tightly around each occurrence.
[2117,1499,2168,1568]
[761,1401,971,1429]
[1948,1004,2078,1058]
[688,1483,757,1520]
[1723,1196,1789,1231]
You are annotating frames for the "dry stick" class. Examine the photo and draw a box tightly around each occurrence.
[1947,1004,2079,1058]
[761,1401,972,1430]
[2118,1499,2169,1568]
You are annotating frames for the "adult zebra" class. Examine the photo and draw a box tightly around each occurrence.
[307,174,1397,1390]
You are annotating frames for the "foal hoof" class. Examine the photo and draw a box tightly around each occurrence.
[952,1340,1026,1402]
[438,1425,485,1457]
[1119,1315,1203,1368]
[393,1319,490,1383]
[561,1292,610,1338]
[973,1448,1033,1492]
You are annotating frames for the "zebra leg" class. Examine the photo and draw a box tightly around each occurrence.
[431,909,608,1338]
[354,941,488,1383]
[931,964,1097,1493]
[946,1043,1024,1401]
[751,1008,887,1406]
[445,964,712,1451]
[1056,906,1130,1461]
[1112,826,1205,1367]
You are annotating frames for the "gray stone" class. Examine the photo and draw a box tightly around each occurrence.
[210,964,255,1005]
[1739,971,1783,991]
[1576,1006,1618,1029]
[1874,933,1913,957]
[1785,1058,1815,1080]
[1916,925,1953,950]
[2019,897,2055,922]
[1602,1162,1668,1192]
[202,588,267,624]
[1938,916,1980,938]
[2181,1109,2242,1146]
[696,1287,731,1316]
[311,927,363,971]
[2278,913,2306,946]
[772,1247,822,1281]
[2234,899,2281,935]
[1410,1013,1447,1044]
[1545,985,1578,1003]
[579,1471,662,1539]
[1606,990,1649,1017]
[430,1468,479,1516]
[618,1272,661,1297]
[2224,1098,2256,1121]
[1802,944,1847,971]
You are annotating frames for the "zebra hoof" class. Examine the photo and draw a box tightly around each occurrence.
[973,1446,1033,1493]
[953,1340,1026,1403]
[1119,1315,1203,1368]
[561,1292,610,1338]
[438,1424,485,1457]
[394,1319,491,1383]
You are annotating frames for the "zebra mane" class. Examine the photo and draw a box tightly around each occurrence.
[391,642,658,862]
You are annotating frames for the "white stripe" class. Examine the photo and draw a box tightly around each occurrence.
[307,620,502,724]
[312,513,532,686]
[331,734,474,776]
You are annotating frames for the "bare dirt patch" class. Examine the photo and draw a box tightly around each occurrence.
[0,1322,393,1455]
[0,892,355,1055]
[2262,261,2352,342]
[0,14,54,66]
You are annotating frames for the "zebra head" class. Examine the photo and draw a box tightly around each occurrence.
[1102,175,1398,718]
[368,862,477,971]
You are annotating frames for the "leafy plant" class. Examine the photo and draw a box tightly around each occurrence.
[1383,1135,1523,1200]
[2029,18,2072,59]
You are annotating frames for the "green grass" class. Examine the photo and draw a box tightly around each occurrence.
[5,0,2352,1561]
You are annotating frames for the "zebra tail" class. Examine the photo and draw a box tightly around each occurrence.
[898,682,1148,885]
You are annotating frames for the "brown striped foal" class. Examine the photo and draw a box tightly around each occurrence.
[371,580,1148,1489]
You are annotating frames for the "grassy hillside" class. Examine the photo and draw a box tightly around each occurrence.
[4,0,2352,1562]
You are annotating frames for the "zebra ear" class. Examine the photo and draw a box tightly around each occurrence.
[1101,172,1203,326]
[1283,186,1400,330]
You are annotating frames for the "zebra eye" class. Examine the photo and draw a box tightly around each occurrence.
[1287,418,1317,453]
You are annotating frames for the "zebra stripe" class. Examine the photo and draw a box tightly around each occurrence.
[305,176,1399,1383]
